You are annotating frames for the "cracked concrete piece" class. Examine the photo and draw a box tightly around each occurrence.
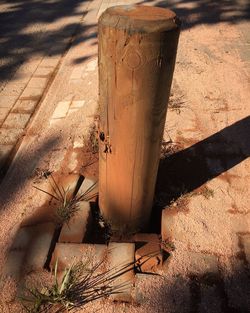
[108,242,135,302]
[51,243,107,271]
[59,201,92,243]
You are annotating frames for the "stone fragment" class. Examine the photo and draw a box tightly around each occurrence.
[135,241,162,272]
[51,243,107,271]
[59,201,92,243]
[108,242,135,302]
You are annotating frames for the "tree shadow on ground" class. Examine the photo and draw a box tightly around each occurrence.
[0,0,97,84]
[137,0,250,30]
[142,261,250,313]
[0,136,60,207]
[150,116,250,232]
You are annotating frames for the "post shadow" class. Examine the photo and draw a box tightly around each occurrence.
[150,116,250,232]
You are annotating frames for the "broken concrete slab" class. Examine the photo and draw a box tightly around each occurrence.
[135,241,163,273]
[108,242,135,302]
[58,201,92,243]
[50,243,107,271]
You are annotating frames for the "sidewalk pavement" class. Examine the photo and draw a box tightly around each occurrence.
[0,1,249,312]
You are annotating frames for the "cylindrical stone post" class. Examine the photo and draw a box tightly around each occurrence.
[98,5,180,234]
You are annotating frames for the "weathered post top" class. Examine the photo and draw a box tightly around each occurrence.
[99,5,180,33]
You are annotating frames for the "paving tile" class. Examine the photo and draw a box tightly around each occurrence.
[51,243,107,271]
[25,223,55,272]
[2,250,26,281]
[0,144,13,167]
[73,136,84,148]
[70,67,83,80]
[68,108,79,115]
[0,82,26,97]
[19,87,44,99]
[39,57,60,68]
[59,201,92,243]
[51,101,71,120]
[0,107,10,123]
[71,100,85,108]
[108,242,135,302]
[26,77,48,89]
[12,99,38,113]
[0,95,18,108]
[34,66,54,77]
[18,59,41,75]
[0,128,24,145]
[135,241,162,272]
[2,113,30,129]
[86,59,97,72]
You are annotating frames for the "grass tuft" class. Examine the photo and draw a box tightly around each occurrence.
[34,174,98,226]
[21,259,134,313]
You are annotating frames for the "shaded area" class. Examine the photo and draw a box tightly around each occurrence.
[0,0,97,85]
[150,116,250,232]
[145,265,250,313]
[0,136,60,206]
[137,0,250,30]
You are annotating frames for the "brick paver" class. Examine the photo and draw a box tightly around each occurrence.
[0,0,92,174]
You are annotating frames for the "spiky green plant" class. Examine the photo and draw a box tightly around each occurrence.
[21,259,135,313]
[34,175,98,226]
